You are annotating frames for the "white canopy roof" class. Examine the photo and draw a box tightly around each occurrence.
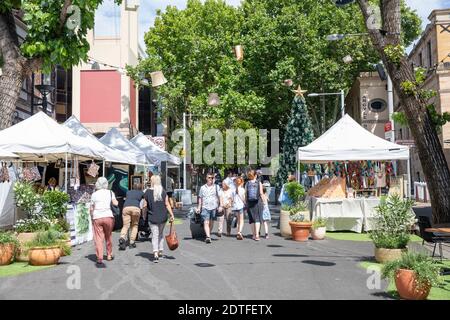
[130,133,181,167]
[298,114,410,163]
[0,147,18,159]
[0,112,104,161]
[99,128,149,166]
[63,116,136,165]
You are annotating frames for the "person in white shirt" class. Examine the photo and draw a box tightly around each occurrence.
[223,170,235,192]
[218,181,234,237]
[232,177,246,240]
[90,177,118,266]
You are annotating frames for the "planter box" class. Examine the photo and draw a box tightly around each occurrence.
[280,210,291,237]
[374,247,406,264]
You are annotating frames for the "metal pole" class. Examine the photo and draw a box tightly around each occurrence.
[407,158,411,199]
[102,161,105,177]
[64,153,68,192]
[340,89,345,117]
[183,112,187,190]
[387,74,395,142]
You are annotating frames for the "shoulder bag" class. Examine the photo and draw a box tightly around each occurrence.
[110,190,120,218]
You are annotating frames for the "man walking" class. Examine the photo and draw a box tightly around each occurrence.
[197,173,223,243]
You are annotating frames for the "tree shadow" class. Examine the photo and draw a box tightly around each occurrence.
[273,254,308,258]
[301,260,336,267]
[194,263,215,267]
[267,244,284,248]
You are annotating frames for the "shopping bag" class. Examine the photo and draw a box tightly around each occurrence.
[165,221,179,251]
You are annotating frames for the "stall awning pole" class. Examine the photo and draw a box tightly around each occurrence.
[65,153,68,192]
[407,157,411,199]
[102,161,105,177]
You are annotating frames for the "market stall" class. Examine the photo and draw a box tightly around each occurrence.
[298,114,410,232]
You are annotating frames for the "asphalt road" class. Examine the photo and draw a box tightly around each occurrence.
[0,206,391,300]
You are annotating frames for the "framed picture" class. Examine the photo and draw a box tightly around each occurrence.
[131,175,143,188]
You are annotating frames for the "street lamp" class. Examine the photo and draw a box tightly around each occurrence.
[308,90,345,117]
[34,84,55,115]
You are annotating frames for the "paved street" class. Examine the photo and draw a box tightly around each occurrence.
[0,206,391,300]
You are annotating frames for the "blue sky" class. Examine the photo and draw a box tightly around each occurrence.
[94,0,450,50]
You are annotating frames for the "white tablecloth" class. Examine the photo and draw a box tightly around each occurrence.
[308,197,380,233]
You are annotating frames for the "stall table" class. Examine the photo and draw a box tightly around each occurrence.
[308,196,381,233]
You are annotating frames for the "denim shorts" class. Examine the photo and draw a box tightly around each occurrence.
[201,208,217,222]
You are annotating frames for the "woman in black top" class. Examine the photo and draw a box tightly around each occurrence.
[143,175,174,262]
[119,183,144,250]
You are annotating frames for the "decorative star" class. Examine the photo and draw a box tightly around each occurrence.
[292,85,307,98]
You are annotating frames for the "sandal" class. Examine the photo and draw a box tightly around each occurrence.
[236,233,243,240]
[254,236,260,241]
[106,255,114,261]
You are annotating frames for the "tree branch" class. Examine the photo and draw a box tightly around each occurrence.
[59,0,72,31]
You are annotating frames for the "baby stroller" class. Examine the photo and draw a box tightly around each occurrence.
[136,213,151,242]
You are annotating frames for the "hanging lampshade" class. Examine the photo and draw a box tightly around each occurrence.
[208,93,220,106]
[150,71,168,87]
[234,45,244,61]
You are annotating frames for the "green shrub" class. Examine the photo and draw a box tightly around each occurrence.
[370,194,415,249]
[41,190,70,219]
[290,213,306,222]
[0,231,18,246]
[52,218,70,233]
[285,182,305,204]
[13,181,41,217]
[382,252,442,291]
[312,217,327,229]
[281,204,292,211]
[14,216,52,233]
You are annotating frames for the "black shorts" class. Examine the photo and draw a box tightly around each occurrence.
[167,192,173,198]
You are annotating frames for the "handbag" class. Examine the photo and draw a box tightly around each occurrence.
[165,221,179,251]
[110,191,120,218]
[87,161,100,177]
[31,166,41,181]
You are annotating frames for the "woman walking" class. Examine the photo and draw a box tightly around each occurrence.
[143,175,175,263]
[90,177,118,266]
[232,177,246,240]
[119,183,144,250]
[245,170,264,241]
[217,181,234,237]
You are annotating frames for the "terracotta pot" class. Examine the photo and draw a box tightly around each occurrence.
[29,246,61,266]
[0,243,15,265]
[289,221,312,242]
[280,210,292,237]
[395,269,431,300]
[374,247,406,264]
[311,227,326,240]
[15,232,38,262]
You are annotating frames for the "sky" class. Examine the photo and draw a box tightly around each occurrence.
[94,0,450,51]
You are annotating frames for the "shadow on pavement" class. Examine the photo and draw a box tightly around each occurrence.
[273,254,308,258]
[135,252,152,261]
[302,260,336,267]
[267,244,284,248]
[194,263,215,268]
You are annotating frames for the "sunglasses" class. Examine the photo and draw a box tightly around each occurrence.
[207,177,214,179]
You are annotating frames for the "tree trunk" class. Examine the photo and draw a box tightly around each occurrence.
[0,11,26,130]
[357,0,450,224]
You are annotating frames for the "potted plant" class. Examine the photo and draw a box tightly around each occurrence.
[311,217,327,240]
[370,195,415,263]
[41,190,70,219]
[27,229,69,266]
[14,216,52,262]
[280,182,305,237]
[382,252,442,300]
[0,231,18,266]
[288,201,312,242]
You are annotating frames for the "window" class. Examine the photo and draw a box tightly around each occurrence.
[427,41,432,68]
[369,99,387,112]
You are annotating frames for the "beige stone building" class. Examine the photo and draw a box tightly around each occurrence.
[396,8,450,184]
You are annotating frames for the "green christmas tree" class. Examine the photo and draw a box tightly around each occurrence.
[277,86,314,188]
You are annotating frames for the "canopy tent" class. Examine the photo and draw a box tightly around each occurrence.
[298,114,409,162]
[0,112,104,161]
[0,147,18,159]
[99,128,149,166]
[298,114,411,197]
[130,133,181,167]
[63,116,136,165]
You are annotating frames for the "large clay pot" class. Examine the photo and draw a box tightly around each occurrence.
[280,210,292,237]
[289,221,312,242]
[311,227,326,240]
[374,247,406,264]
[15,232,38,262]
[0,243,15,265]
[395,269,431,300]
[29,246,61,266]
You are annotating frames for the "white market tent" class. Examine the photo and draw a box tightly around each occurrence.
[130,132,181,167]
[0,147,18,159]
[298,114,411,196]
[63,116,136,165]
[99,128,150,166]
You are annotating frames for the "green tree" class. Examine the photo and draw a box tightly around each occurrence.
[276,93,314,187]
[0,0,121,129]
[355,0,450,224]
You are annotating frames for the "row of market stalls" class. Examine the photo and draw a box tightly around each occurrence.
[297,114,411,233]
[0,111,181,243]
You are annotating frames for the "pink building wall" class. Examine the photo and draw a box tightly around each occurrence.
[80,70,121,123]
[129,79,136,128]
